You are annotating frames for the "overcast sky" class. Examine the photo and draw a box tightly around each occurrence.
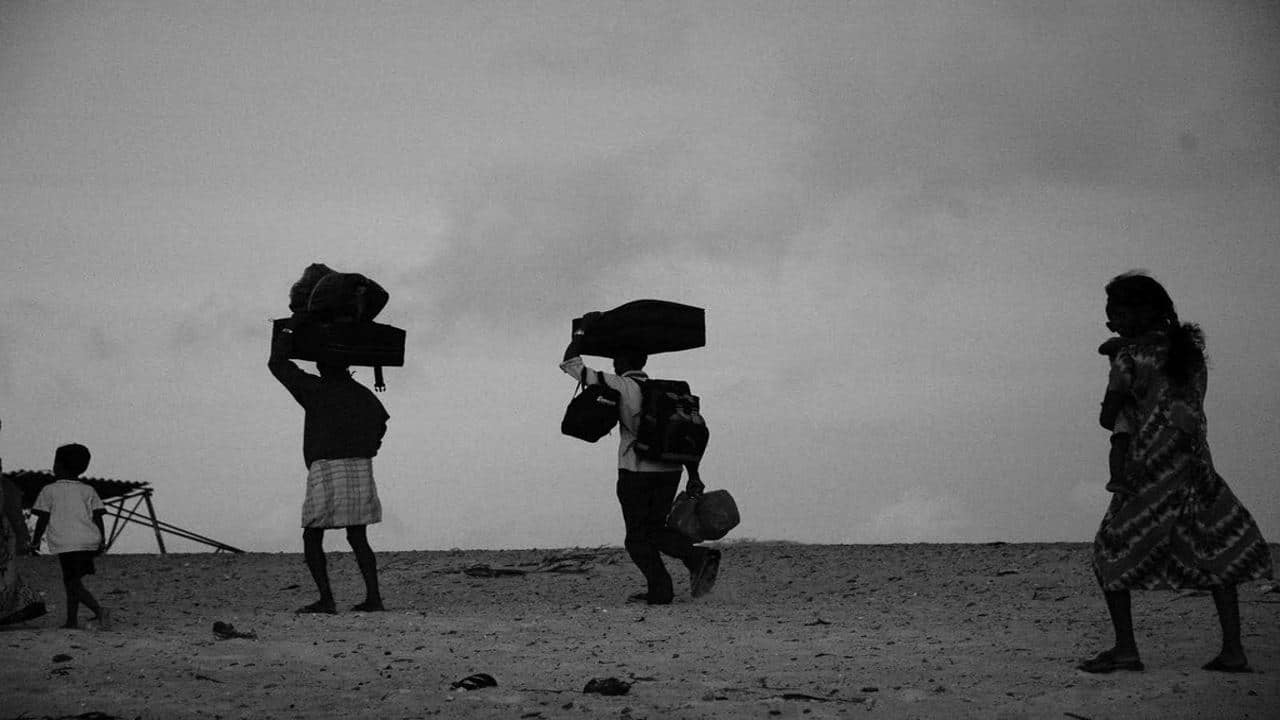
[2,1,1277,553]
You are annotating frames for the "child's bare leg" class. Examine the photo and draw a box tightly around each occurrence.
[77,586,103,624]
[59,559,81,628]
[1204,585,1250,671]
[61,581,80,629]
[346,525,383,611]
[298,528,335,613]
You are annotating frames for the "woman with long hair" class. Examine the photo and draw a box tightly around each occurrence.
[1081,272,1272,673]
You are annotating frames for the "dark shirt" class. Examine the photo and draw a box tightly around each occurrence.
[269,359,389,467]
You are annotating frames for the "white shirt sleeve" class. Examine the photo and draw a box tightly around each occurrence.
[32,488,52,514]
[560,356,585,381]
[87,486,105,513]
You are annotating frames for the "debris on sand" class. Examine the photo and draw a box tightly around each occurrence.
[439,549,619,578]
[583,677,632,695]
[212,621,258,640]
[18,707,139,712]
[462,565,526,578]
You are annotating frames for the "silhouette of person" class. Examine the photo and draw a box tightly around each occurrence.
[1081,272,1272,674]
[561,340,720,605]
[30,444,107,629]
[271,327,388,614]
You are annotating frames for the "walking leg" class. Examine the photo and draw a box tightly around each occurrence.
[1104,589,1138,655]
[1078,589,1143,672]
[617,470,672,603]
[298,528,335,613]
[646,471,718,597]
[75,581,102,621]
[59,557,80,629]
[1204,584,1250,671]
[346,525,383,611]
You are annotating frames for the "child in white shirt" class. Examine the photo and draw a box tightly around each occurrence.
[30,444,108,629]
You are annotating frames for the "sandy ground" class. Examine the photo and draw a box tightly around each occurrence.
[1,542,1277,720]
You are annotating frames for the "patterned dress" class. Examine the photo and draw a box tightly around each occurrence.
[1093,335,1273,590]
[1,478,45,625]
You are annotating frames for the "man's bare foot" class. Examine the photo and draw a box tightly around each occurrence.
[295,600,336,614]
[1202,651,1251,673]
[351,600,385,612]
[92,608,110,629]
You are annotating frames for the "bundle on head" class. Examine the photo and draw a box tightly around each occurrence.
[290,264,335,314]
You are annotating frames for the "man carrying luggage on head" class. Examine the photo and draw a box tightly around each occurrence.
[271,325,388,614]
[560,338,720,605]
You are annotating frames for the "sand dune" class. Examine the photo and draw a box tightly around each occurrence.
[2,542,1276,719]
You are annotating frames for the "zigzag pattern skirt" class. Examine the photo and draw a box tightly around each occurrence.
[1093,431,1272,591]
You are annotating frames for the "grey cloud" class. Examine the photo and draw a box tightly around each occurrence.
[169,308,265,352]
[778,2,1280,192]
[406,145,807,338]
[0,299,122,365]
[83,326,121,361]
[406,2,1280,339]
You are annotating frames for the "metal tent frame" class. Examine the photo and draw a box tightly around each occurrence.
[99,486,243,554]
[4,469,243,554]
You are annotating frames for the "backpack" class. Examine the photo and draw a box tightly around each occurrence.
[561,372,621,443]
[634,379,709,464]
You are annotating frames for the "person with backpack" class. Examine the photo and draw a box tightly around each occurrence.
[560,339,720,605]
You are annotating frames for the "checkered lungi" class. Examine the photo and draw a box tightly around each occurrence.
[301,458,382,529]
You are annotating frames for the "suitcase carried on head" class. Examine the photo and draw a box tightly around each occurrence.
[272,318,405,369]
[572,299,705,358]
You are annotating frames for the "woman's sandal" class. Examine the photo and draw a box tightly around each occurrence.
[1078,649,1144,673]
[451,673,497,690]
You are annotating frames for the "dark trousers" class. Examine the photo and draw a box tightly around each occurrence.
[616,469,702,601]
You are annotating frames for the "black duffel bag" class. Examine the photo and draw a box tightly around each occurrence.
[561,371,620,442]
[666,487,740,542]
